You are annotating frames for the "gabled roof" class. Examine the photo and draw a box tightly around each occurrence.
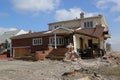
[11,25,105,40]
[0,30,21,43]
[75,25,104,38]
[11,28,74,40]
[11,31,47,39]
[44,27,74,34]
[48,15,103,25]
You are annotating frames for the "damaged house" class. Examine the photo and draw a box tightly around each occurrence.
[11,13,110,59]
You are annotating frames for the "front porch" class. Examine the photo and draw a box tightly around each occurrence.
[46,27,74,49]
[73,34,102,51]
[48,34,73,48]
[44,27,106,59]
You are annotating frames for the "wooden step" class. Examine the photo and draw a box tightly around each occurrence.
[46,48,68,60]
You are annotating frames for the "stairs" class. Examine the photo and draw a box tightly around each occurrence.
[46,48,68,60]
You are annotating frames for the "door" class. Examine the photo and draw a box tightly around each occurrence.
[65,37,70,46]
[13,48,30,57]
[80,38,83,48]
[88,39,93,48]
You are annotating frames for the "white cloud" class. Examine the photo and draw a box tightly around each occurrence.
[96,0,120,12]
[96,0,109,9]
[11,0,60,13]
[55,8,97,21]
[0,27,17,35]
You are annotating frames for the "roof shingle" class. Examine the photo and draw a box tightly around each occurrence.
[11,31,47,39]
[11,25,104,40]
[75,25,104,38]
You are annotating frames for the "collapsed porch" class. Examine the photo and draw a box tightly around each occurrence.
[45,26,107,59]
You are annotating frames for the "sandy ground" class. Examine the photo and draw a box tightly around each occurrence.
[0,51,120,80]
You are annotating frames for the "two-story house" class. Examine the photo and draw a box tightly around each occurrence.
[47,13,109,52]
[11,13,110,58]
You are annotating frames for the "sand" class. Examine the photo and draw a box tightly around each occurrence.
[0,51,119,80]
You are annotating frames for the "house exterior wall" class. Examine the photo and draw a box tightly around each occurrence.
[49,20,81,30]
[49,15,108,33]
[101,17,108,31]
[12,36,49,53]
[99,37,105,49]
[80,17,101,28]
[12,38,32,47]
[83,36,99,48]
[12,38,32,57]
[73,34,99,50]
[31,36,49,53]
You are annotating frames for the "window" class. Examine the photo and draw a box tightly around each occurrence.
[84,22,87,27]
[54,26,59,29]
[49,37,65,45]
[87,22,89,27]
[49,26,52,30]
[84,21,93,28]
[54,25,62,29]
[90,21,93,27]
[33,38,42,45]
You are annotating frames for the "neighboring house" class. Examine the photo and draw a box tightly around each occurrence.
[0,30,28,57]
[11,13,110,58]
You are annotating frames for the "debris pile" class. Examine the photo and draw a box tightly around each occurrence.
[62,67,105,80]
[64,43,78,62]
[0,51,119,80]
[101,53,120,65]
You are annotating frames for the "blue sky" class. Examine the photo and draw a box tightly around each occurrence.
[0,0,120,50]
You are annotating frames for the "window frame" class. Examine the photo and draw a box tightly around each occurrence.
[49,36,65,46]
[90,21,93,27]
[32,38,42,46]
[84,21,93,28]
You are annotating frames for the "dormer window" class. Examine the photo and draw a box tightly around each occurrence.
[84,21,93,28]
[54,26,59,29]
[54,25,62,29]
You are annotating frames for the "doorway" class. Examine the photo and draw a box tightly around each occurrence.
[80,38,83,48]
[88,39,93,48]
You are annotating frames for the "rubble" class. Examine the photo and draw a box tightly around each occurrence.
[64,43,78,62]
[62,70,78,76]
[0,51,119,80]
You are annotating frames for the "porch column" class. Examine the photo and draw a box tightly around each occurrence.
[104,40,106,51]
[12,48,15,58]
[10,43,12,57]
[73,34,77,52]
[54,34,57,49]
[99,38,104,49]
